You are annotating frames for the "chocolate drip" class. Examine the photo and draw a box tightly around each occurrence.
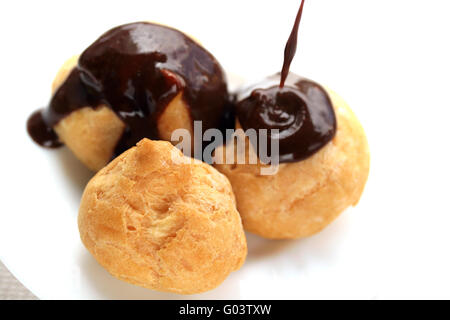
[27,109,62,148]
[236,73,336,162]
[27,22,229,158]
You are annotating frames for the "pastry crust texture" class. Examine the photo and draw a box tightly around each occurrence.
[51,56,193,172]
[214,89,370,239]
[78,139,247,294]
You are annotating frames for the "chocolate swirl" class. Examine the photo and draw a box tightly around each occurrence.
[27,22,229,157]
[236,73,336,163]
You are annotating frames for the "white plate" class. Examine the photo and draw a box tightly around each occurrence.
[0,71,375,300]
[2,0,450,300]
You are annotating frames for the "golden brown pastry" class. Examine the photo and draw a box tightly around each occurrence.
[214,89,370,239]
[78,138,247,294]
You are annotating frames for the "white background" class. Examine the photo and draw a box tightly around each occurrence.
[0,0,449,299]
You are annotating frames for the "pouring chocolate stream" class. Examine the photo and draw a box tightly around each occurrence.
[235,0,337,163]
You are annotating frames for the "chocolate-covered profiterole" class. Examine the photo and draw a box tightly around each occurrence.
[27,22,228,157]
[235,0,336,163]
[215,0,369,240]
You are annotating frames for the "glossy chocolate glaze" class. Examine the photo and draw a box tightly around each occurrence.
[236,0,337,163]
[236,73,336,162]
[27,22,229,157]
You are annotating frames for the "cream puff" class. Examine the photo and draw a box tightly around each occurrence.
[78,138,247,294]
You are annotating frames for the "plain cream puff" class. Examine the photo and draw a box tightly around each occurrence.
[78,138,247,294]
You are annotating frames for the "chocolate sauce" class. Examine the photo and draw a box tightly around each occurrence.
[27,22,229,158]
[236,74,336,162]
[236,0,337,163]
